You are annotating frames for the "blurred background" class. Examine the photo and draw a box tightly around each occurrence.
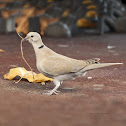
[1,1,126,126]
[0,0,126,37]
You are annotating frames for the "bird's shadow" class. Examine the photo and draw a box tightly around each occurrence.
[8,79,78,94]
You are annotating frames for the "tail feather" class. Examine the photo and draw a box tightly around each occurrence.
[85,58,100,65]
[83,63,123,71]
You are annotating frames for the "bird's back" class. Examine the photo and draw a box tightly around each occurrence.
[36,46,100,77]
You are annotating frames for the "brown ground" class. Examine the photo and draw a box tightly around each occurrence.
[0,33,126,126]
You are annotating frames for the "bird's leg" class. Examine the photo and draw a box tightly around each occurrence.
[54,81,63,93]
[82,72,87,77]
[43,80,61,95]
[47,90,60,93]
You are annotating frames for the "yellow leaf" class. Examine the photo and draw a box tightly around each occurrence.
[4,67,24,80]
[0,49,5,52]
[4,67,53,83]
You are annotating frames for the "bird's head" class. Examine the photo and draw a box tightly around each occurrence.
[23,32,42,43]
[23,32,44,49]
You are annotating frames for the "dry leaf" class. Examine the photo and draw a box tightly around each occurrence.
[0,49,5,52]
[4,67,53,83]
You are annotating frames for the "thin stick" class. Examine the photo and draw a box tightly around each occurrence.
[14,76,23,83]
[15,29,35,83]
[20,40,35,82]
[16,31,23,39]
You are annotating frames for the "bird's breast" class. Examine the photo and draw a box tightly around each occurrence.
[36,60,45,73]
[36,60,54,78]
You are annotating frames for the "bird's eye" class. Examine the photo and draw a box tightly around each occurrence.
[31,35,34,37]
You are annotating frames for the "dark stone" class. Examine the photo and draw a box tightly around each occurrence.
[44,22,71,37]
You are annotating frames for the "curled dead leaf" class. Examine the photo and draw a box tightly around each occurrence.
[4,67,53,83]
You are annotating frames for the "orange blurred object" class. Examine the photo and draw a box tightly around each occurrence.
[0,3,6,8]
[36,9,46,16]
[23,3,31,8]
[15,7,36,35]
[86,10,97,18]
[22,7,36,17]
[76,18,96,28]
[1,10,19,19]
[15,16,29,35]
[87,5,97,9]
[82,0,92,4]
[62,9,70,17]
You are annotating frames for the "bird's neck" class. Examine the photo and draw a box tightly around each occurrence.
[32,40,44,49]
[31,41,45,60]
[32,43,55,64]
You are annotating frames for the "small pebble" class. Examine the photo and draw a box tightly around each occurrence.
[93,87,102,90]
[87,77,92,79]
[93,84,104,87]
[63,87,74,90]
[107,46,116,49]
[41,82,46,85]
[58,44,69,48]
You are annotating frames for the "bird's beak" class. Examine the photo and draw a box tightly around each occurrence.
[22,36,29,42]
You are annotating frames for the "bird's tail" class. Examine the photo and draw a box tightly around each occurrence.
[82,63,123,72]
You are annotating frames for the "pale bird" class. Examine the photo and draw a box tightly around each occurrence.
[23,32,123,95]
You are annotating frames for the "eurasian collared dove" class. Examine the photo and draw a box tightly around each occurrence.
[23,32,123,95]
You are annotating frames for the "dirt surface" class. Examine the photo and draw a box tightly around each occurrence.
[0,33,126,126]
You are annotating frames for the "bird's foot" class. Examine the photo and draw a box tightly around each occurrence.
[54,90,61,93]
[43,90,61,95]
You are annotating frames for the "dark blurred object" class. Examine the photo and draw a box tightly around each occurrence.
[19,32,26,38]
[0,0,125,36]
[122,0,126,5]
[29,17,40,34]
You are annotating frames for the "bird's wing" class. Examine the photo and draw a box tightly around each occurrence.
[40,52,100,76]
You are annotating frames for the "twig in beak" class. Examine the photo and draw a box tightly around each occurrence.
[15,29,35,83]
[15,28,24,39]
